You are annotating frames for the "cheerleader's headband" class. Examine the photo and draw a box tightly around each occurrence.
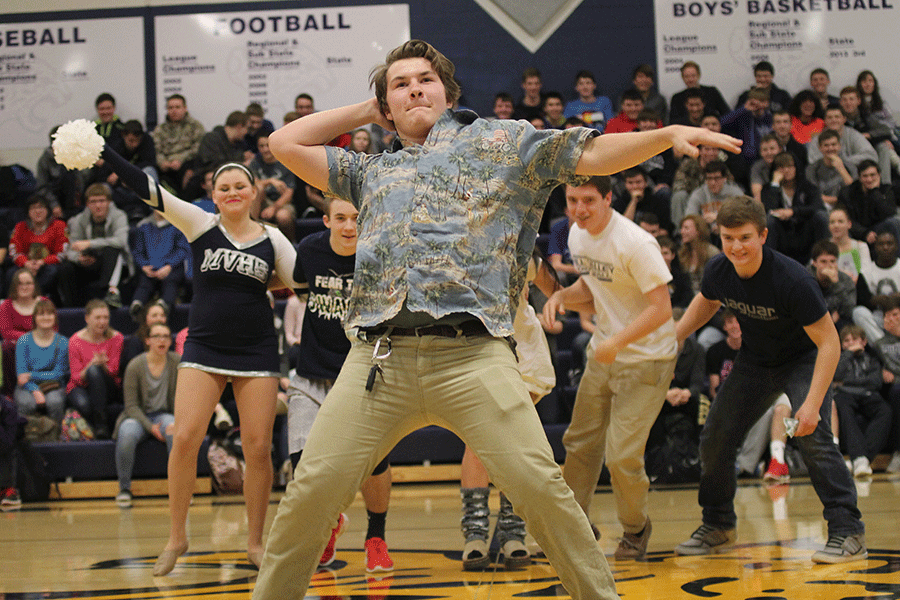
[213,162,255,185]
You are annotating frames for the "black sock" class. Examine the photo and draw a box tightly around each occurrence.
[366,510,387,540]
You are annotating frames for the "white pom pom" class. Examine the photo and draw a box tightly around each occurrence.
[52,119,105,170]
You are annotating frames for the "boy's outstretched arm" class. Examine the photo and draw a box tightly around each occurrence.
[576,125,742,177]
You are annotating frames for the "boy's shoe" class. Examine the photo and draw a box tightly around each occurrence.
[105,289,123,308]
[812,533,868,563]
[614,518,652,560]
[213,403,234,431]
[365,537,394,572]
[887,451,900,474]
[1,488,22,510]
[763,458,790,483]
[115,490,132,508]
[852,457,872,478]
[462,538,490,571]
[319,513,348,566]
[675,524,736,555]
[129,301,143,322]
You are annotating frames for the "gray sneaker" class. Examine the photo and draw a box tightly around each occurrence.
[675,524,736,555]
[615,518,652,560]
[811,533,867,564]
[887,451,900,474]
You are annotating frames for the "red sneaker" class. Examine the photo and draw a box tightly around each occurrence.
[1,488,22,509]
[763,458,789,483]
[319,513,348,566]
[365,537,394,573]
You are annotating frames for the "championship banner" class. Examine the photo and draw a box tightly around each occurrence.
[0,17,146,150]
[153,4,410,130]
[654,0,900,111]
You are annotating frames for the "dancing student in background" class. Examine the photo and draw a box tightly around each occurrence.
[288,196,394,573]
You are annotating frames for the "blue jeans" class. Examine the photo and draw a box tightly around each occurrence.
[699,350,863,537]
[115,412,174,492]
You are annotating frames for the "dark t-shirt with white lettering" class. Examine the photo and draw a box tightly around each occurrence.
[293,230,355,380]
[700,246,827,367]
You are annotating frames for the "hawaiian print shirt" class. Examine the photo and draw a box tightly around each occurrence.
[325,109,596,337]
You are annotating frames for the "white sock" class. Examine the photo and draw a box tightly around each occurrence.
[833,436,840,446]
[770,440,786,464]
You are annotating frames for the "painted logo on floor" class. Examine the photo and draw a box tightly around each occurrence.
[5,542,900,599]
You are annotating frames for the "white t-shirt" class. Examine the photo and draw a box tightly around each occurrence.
[861,259,900,296]
[568,211,677,363]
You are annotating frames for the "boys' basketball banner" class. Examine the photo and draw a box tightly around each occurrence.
[0,17,145,150]
[653,0,900,109]
[153,4,410,129]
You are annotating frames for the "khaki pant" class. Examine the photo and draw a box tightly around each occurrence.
[253,335,618,600]
[563,357,675,534]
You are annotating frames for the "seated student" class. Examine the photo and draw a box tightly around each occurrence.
[829,205,873,285]
[243,102,275,155]
[669,61,731,125]
[762,151,828,263]
[248,133,298,241]
[871,294,900,474]
[678,214,721,299]
[67,299,124,439]
[620,63,667,124]
[721,87,773,167]
[547,206,578,286]
[789,90,826,145]
[541,92,566,129]
[9,195,67,295]
[14,299,68,426]
[810,68,841,111]
[90,119,158,224]
[612,167,673,235]
[35,125,83,219]
[807,106,878,172]
[836,159,899,246]
[634,109,677,189]
[113,322,179,507]
[129,211,190,318]
[809,240,857,332]
[671,145,721,226]
[1,269,51,395]
[771,110,809,173]
[489,92,514,120]
[658,236,693,309]
[513,67,544,123]
[735,60,792,113]
[749,133,781,202]
[605,90,645,134]
[685,161,744,242]
[59,183,132,309]
[672,88,707,128]
[833,324,891,478]
[562,69,613,133]
[857,70,900,148]
[840,86,899,184]
[121,300,170,379]
[806,129,858,211]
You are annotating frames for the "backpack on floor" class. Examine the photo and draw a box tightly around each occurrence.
[645,412,701,484]
[207,428,244,494]
[15,440,51,502]
[60,409,94,442]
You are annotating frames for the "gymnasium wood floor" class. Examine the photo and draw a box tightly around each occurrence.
[2,475,899,600]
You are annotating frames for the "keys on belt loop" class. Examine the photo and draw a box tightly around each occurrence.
[366,335,392,392]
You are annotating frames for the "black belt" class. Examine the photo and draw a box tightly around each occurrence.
[362,320,490,338]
